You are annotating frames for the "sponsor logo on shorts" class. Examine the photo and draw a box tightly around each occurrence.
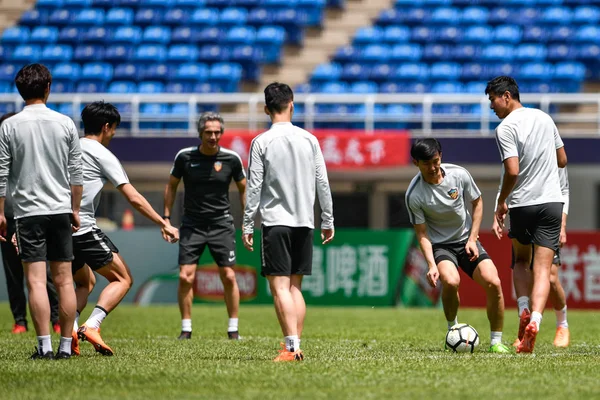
[447,188,459,200]
[228,250,235,262]
[214,161,222,172]
[193,264,257,302]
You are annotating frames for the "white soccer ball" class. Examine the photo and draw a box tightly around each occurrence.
[445,323,480,353]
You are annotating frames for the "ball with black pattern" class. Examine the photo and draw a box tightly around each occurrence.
[445,323,480,353]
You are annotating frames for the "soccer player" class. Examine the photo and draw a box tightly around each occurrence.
[494,167,571,348]
[406,138,510,354]
[0,64,82,359]
[0,112,62,335]
[242,82,335,362]
[71,101,179,356]
[164,112,246,340]
[487,76,567,353]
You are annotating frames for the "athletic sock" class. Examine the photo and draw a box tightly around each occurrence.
[37,335,52,354]
[73,310,80,331]
[284,335,299,352]
[182,319,192,333]
[86,306,108,330]
[59,336,72,355]
[228,318,239,333]
[517,296,530,316]
[490,331,503,346]
[530,311,543,327]
[447,317,458,330]
[555,306,568,328]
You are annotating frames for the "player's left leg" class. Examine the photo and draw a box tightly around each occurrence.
[71,265,96,356]
[549,256,569,347]
[218,266,240,339]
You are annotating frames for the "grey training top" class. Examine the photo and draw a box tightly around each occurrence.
[0,104,83,219]
[406,163,481,244]
[243,122,334,233]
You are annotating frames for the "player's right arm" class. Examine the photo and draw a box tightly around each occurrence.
[495,126,519,227]
[67,120,84,231]
[314,138,334,245]
[0,124,9,241]
[242,138,264,251]
[413,223,439,288]
[559,167,569,247]
[553,123,567,168]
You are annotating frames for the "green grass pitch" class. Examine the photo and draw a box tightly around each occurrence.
[0,304,599,400]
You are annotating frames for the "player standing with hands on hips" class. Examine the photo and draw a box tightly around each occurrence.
[243,82,334,362]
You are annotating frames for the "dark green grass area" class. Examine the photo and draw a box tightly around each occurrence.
[0,304,599,400]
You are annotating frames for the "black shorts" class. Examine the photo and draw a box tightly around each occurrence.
[178,216,236,266]
[510,246,560,269]
[15,213,73,263]
[261,225,313,277]
[72,228,119,274]
[508,202,563,251]
[432,240,491,278]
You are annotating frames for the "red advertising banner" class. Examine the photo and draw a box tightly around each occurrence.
[219,130,410,169]
[459,232,600,310]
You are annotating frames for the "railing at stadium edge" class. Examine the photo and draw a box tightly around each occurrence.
[1,93,599,137]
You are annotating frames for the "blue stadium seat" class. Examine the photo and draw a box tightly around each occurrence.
[41,44,73,62]
[140,0,174,7]
[52,81,75,93]
[2,27,29,44]
[376,9,402,26]
[168,44,199,62]
[165,82,194,93]
[541,7,572,25]
[134,44,167,62]
[575,25,600,42]
[37,0,63,8]
[379,82,400,93]
[293,83,312,93]
[438,26,461,43]
[108,81,138,93]
[461,63,486,80]
[105,8,134,25]
[0,46,12,61]
[550,26,574,42]
[411,26,436,43]
[573,6,600,24]
[247,8,273,25]
[139,64,171,81]
[350,81,378,94]
[389,43,422,62]
[0,82,13,93]
[83,27,109,43]
[93,0,118,7]
[143,26,172,44]
[423,44,451,61]
[382,26,410,43]
[461,6,488,25]
[404,8,429,25]
[361,44,390,63]
[547,44,578,61]
[64,0,93,8]
[272,9,299,27]
[312,62,341,81]
[20,10,49,26]
[515,43,547,61]
[577,43,600,61]
[112,26,142,43]
[140,103,167,129]
[30,27,59,44]
[220,7,248,25]
[494,25,522,43]
[462,25,493,43]
[73,8,105,25]
[297,0,325,26]
[318,81,348,93]
[11,45,41,62]
[369,64,392,81]
[256,25,285,44]
[117,0,141,6]
[164,8,190,25]
[48,9,72,26]
[519,62,554,80]
[488,7,513,25]
[514,8,539,26]
[481,44,515,61]
[113,63,139,80]
[354,27,383,44]
[174,0,204,8]
[209,62,242,91]
[429,7,460,25]
[430,62,461,80]
[52,63,81,81]
[138,82,165,93]
[554,61,586,81]
[193,82,222,93]
[332,45,360,63]
[0,64,19,81]
[431,81,463,93]
[452,44,482,61]
[135,8,163,25]
[82,62,113,81]
[198,45,230,62]
[340,63,370,81]
[488,63,518,77]
[193,27,222,44]
[392,62,429,81]
[171,27,200,43]
[191,8,220,25]
[58,27,83,43]
[174,63,209,81]
[76,81,107,93]
[464,81,486,94]
[206,0,232,7]
[74,45,105,62]
[224,26,256,44]
[104,45,134,62]
[523,26,547,43]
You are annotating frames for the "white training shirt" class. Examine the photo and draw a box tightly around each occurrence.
[495,107,564,208]
[406,163,481,244]
[243,122,334,233]
[75,138,129,236]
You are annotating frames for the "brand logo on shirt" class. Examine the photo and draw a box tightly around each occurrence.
[214,161,222,172]
[190,163,201,167]
[447,188,459,200]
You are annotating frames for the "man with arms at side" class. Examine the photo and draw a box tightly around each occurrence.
[164,112,246,340]
[406,139,510,353]
[0,64,82,359]
[71,101,179,356]
[487,76,567,353]
[243,82,334,362]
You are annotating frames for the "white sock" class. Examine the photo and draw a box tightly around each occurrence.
[530,311,543,327]
[182,319,192,332]
[447,317,458,330]
[86,306,108,330]
[517,296,530,316]
[284,335,299,352]
[228,318,239,333]
[74,311,80,331]
[37,335,52,354]
[59,336,72,355]
[555,306,568,328]
[490,331,503,346]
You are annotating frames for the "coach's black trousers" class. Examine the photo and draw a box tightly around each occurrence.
[1,217,59,326]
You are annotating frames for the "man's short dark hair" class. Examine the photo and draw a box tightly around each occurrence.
[0,112,17,125]
[485,76,521,102]
[411,138,442,161]
[15,64,52,101]
[264,82,293,114]
[81,101,121,135]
